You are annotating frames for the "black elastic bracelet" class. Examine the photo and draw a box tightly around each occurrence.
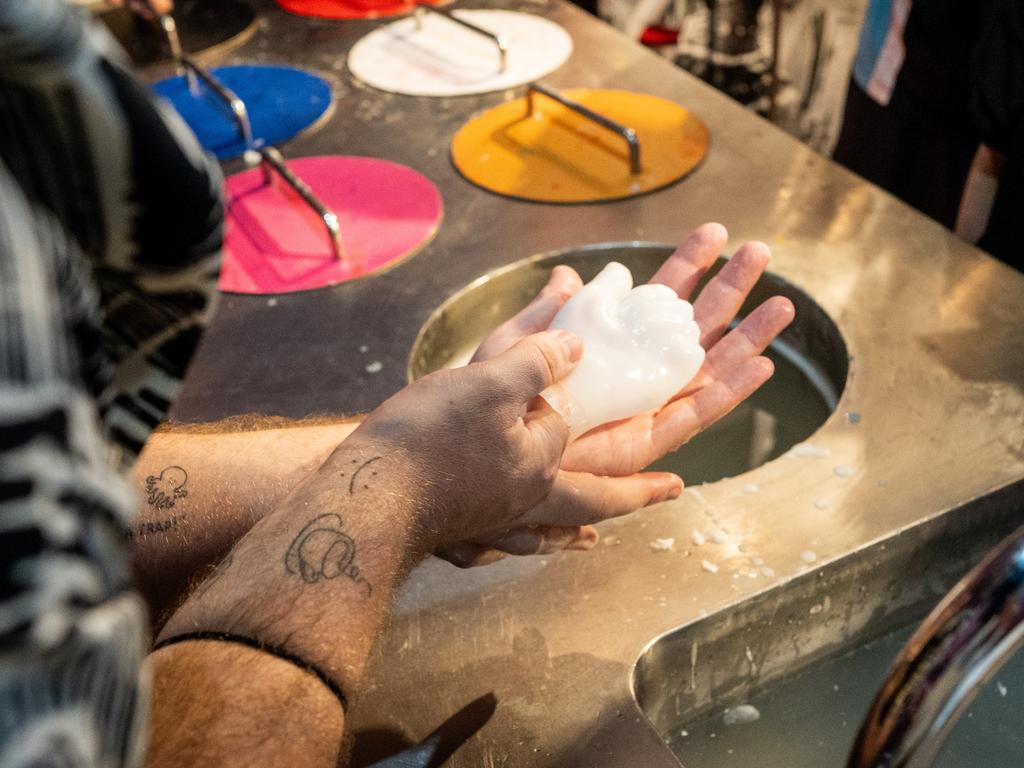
[154,631,348,713]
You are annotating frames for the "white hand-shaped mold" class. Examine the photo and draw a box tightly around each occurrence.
[541,262,705,439]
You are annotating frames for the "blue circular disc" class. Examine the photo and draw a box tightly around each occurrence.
[153,64,333,160]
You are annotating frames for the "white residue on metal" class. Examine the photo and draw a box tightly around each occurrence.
[788,442,831,459]
[833,464,854,478]
[800,550,818,564]
[649,537,675,552]
[761,565,776,578]
[679,730,689,738]
[691,530,707,547]
[742,483,759,494]
[998,681,1008,697]
[359,345,369,353]
[686,487,710,507]
[365,361,383,374]
[266,298,278,307]
[723,704,761,726]
[815,498,832,510]
[701,559,719,574]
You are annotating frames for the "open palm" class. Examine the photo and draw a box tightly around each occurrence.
[439,223,795,566]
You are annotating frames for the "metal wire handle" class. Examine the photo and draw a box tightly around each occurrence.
[178,59,346,262]
[414,5,508,73]
[525,83,642,174]
[158,14,198,94]
[258,147,346,263]
[179,56,255,150]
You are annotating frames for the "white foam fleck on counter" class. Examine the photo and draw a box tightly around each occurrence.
[710,529,729,545]
[742,483,759,494]
[789,442,830,459]
[686,487,709,506]
[365,361,383,374]
[751,556,765,567]
[266,298,278,307]
[998,681,1008,697]
[359,345,369,353]
[649,538,675,552]
[834,464,854,478]
[815,498,831,510]
[701,559,719,574]
[760,565,775,578]
[800,550,818,564]
[723,704,760,726]
[691,530,707,546]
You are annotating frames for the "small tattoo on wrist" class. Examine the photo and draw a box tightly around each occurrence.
[285,514,372,596]
[145,466,189,510]
[349,456,382,495]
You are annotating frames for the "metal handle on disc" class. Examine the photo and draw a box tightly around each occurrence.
[179,56,255,150]
[158,13,198,94]
[525,82,642,174]
[257,147,347,263]
[414,5,509,73]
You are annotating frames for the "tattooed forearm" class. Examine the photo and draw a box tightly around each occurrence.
[284,514,372,596]
[127,515,185,539]
[145,466,189,509]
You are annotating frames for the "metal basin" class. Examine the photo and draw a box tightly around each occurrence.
[408,243,848,485]
[631,481,1024,767]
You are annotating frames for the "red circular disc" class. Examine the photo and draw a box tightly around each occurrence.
[274,0,449,21]
[220,156,442,294]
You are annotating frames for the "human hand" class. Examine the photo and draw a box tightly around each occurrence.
[348,331,683,553]
[441,224,794,566]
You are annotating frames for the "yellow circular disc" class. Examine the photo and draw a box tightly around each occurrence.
[451,89,709,203]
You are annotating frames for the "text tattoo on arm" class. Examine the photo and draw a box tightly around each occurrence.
[145,466,189,509]
[285,514,372,597]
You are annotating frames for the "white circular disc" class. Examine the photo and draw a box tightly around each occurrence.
[348,10,573,97]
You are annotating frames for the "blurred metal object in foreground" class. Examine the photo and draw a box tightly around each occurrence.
[849,523,1024,768]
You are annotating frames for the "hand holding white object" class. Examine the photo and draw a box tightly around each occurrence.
[439,223,797,568]
[541,262,705,439]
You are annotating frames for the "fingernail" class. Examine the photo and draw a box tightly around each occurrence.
[652,476,684,502]
[555,330,583,362]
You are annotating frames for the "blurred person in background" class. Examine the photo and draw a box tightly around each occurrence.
[833,0,1022,271]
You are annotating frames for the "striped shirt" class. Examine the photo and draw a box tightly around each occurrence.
[0,0,222,764]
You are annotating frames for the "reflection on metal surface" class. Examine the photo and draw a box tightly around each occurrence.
[849,523,1024,768]
[633,483,1024,766]
[451,90,708,203]
[409,243,846,485]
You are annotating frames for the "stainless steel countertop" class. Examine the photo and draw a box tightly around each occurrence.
[162,1,1024,765]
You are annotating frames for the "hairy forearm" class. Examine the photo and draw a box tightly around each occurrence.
[129,417,361,626]
[148,435,427,767]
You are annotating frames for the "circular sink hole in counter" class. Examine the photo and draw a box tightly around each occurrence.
[408,243,848,486]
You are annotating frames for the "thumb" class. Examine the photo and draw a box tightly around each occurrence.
[480,330,583,403]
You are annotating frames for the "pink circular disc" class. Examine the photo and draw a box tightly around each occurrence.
[220,156,443,294]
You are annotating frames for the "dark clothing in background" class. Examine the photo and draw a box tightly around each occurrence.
[971,0,1024,266]
[834,0,1022,271]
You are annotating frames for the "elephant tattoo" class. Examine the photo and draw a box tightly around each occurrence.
[145,466,189,510]
[284,513,372,596]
